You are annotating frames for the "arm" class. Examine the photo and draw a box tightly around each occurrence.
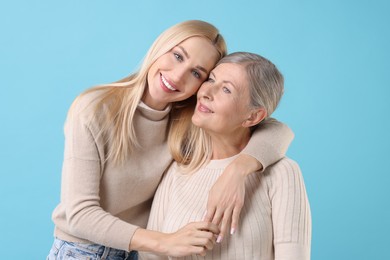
[243,118,294,171]
[268,158,312,260]
[133,223,218,258]
[60,96,137,251]
[204,118,294,242]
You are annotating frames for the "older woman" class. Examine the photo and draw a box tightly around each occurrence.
[142,52,311,260]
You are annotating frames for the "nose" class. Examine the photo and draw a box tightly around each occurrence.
[170,66,187,85]
[198,82,214,100]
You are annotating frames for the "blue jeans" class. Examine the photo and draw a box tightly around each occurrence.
[47,238,138,260]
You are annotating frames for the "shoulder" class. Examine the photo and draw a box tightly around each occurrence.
[264,158,309,202]
[277,157,300,169]
[162,162,181,181]
[166,161,179,175]
[70,88,107,116]
[66,87,116,128]
[264,157,302,180]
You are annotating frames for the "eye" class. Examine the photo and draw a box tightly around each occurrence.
[222,86,231,94]
[174,53,183,62]
[192,70,201,79]
[206,77,215,82]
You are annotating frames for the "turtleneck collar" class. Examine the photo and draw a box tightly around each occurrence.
[138,101,171,121]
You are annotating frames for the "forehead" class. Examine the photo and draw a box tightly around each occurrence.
[213,63,248,89]
[176,36,220,73]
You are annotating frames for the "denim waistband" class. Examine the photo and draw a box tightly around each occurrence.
[52,238,136,259]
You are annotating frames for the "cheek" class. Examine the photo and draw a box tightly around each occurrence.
[152,54,172,71]
[184,80,201,95]
[223,103,247,123]
[147,61,159,80]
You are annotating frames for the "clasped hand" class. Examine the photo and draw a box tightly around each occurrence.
[203,154,260,243]
[164,221,219,257]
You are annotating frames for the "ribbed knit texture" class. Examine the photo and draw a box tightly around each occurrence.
[50,91,294,252]
[141,157,311,260]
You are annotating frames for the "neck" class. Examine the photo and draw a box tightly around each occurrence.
[141,87,169,111]
[209,129,251,160]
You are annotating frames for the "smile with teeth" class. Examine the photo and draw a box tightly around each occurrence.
[161,75,177,91]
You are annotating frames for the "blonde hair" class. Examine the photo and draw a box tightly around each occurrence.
[173,52,284,173]
[70,20,227,165]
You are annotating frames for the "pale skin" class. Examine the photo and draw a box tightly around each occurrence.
[193,63,267,242]
[131,38,262,256]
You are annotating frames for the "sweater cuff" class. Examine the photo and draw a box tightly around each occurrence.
[107,221,138,252]
[274,243,311,260]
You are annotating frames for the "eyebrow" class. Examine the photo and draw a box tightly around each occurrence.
[178,45,208,74]
[210,71,237,90]
[178,46,190,59]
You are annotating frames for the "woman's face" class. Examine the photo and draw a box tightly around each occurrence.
[192,63,253,136]
[144,36,220,110]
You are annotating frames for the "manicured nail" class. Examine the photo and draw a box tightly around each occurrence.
[216,235,223,243]
[230,228,235,235]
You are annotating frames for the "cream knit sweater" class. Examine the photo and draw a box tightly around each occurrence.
[51,91,294,251]
[141,157,311,260]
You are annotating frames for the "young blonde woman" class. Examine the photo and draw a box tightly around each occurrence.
[142,52,311,259]
[47,21,294,259]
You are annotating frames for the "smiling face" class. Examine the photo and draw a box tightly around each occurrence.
[192,63,254,137]
[143,36,220,110]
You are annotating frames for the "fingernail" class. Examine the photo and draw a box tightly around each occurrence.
[230,228,235,235]
[216,235,223,243]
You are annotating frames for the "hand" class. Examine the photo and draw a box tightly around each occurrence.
[204,154,261,243]
[162,221,219,257]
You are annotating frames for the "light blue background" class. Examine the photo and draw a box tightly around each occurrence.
[1,0,389,259]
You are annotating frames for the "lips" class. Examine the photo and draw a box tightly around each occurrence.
[161,74,178,92]
[198,102,214,113]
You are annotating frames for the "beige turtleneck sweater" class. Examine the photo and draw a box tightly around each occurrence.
[51,91,294,251]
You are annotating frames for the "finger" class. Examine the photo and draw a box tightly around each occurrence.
[211,208,224,226]
[204,206,216,222]
[230,205,243,235]
[190,245,207,256]
[195,221,220,235]
[218,209,233,242]
[193,235,215,250]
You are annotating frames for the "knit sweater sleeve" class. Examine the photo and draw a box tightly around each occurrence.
[61,95,136,251]
[242,118,294,171]
[267,158,312,260]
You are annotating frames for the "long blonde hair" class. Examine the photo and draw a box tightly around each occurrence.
[70,20,227,165]
[172,52,284,173]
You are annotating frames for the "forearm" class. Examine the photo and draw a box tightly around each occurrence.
[230,154,262,177]
[242,118,294,171]
[60,155,137,250]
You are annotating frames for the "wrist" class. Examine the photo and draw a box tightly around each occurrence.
[235,154,262,177]
[130,228,167,254]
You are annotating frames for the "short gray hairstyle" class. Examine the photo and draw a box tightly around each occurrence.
[216,52,284,118]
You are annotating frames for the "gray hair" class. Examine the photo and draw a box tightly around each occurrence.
[216,52,284,118]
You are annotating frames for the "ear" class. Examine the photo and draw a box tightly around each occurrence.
[242,108,267,128]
